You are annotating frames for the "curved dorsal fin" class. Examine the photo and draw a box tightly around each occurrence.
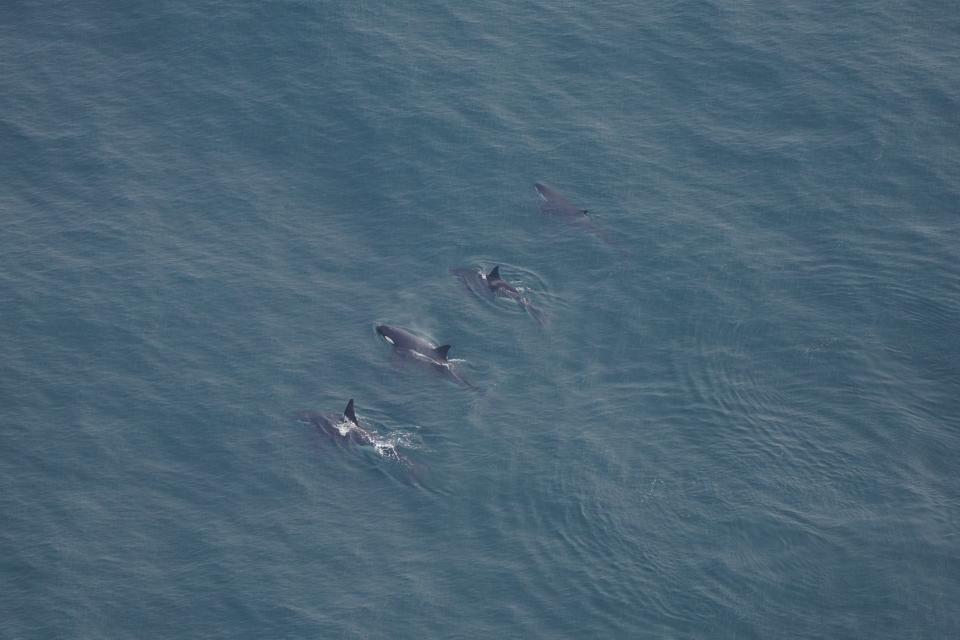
[344,399,358,424]
[435,345,451,360]
[488,266,501,280]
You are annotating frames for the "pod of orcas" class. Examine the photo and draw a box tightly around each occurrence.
[304,182,604,468]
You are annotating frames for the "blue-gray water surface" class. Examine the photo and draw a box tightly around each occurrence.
[2,1,958,638]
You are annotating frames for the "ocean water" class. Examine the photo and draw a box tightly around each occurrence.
[2,1,958,637]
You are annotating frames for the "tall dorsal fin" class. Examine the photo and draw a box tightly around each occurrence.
[344,399,357,424]
[488,266,501,280]
[435,345,451,360]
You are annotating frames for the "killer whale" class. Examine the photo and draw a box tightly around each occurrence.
[376,325,451,364]
[535,182,590,217]
[375,324,475,389]
[301,399,376,447]
[534,182,622,251]
[299,399,411,464]
[450,265,547,326]
[483,266,546,326]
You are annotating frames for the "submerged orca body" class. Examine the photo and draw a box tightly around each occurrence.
[535,182,621,251]
[535,182,590,218]
[299,399,411,464]
[376,324,475,389]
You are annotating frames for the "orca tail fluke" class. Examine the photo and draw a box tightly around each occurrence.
[446,366,479,392]
[525,301,548,327]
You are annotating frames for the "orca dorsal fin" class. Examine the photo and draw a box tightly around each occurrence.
[344,399,357,424]
[435,345,451,360]
[488,266,501,280]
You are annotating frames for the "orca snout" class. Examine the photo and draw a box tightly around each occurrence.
[376,324,397,345]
